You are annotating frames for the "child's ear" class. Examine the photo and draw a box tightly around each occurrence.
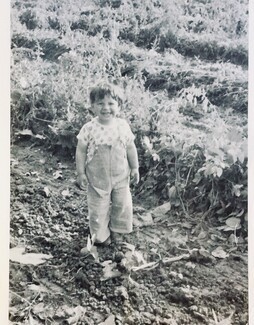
[116,107,121,116]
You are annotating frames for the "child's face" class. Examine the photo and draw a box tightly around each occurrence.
[92,94,119,124]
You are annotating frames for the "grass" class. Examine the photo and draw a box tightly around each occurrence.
[11,0,248,219]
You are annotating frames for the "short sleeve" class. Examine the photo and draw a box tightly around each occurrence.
[77,122,92,143]
[120,119,135,146]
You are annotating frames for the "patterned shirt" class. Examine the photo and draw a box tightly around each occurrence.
[77,117,135,163]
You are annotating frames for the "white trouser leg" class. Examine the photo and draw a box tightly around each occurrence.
[110,185,133,234]
[87,184,111,243]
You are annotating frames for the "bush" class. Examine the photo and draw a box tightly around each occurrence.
[11,0,248,221]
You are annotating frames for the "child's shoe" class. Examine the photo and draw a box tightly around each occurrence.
[111,232,124,243]
[94,236,111,247]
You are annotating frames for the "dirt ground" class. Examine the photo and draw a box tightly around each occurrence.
[9,141,248,325]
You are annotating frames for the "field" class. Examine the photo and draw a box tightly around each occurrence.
[9,0,248,324]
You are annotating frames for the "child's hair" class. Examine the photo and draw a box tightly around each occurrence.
[89,82,123,106]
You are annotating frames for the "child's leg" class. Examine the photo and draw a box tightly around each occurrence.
[87,184,111,243]
[110,185,133,234]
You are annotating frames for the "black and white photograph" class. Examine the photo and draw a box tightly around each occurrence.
[3,0,252,324]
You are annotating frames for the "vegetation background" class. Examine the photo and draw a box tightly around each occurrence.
[10,0,248,220]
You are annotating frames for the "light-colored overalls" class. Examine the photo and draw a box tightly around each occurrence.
[84,121,133,243]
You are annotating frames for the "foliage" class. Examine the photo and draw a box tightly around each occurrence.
[11,0,248,221]
[134,87,247,221]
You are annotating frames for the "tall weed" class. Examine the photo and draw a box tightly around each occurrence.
[11,0,248,220]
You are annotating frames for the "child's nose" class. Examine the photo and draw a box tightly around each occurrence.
[102,104,110,111]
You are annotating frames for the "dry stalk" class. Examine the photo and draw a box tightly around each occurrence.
[131,253,190,272]
[174,154,190,218]
[185,150,198,188]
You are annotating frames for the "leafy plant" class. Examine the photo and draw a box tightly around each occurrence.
[11,0,248,223]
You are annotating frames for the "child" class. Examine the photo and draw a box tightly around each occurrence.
[76,82,139,245]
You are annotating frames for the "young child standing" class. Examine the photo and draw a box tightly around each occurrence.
[76,82,139,245]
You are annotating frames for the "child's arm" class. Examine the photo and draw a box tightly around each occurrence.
[127,141,140,184]
[75,139,88,189]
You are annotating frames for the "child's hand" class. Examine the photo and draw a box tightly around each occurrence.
[77,174,87,190]
[130,168,140,185]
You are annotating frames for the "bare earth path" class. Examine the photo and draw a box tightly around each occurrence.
[9,142,248,325]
